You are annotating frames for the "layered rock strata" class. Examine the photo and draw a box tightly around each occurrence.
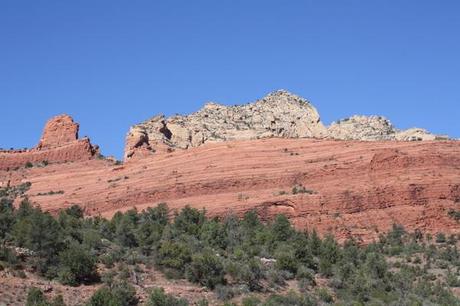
[2,138,459,243]
[0,94,457,243]
[0,115,98,171]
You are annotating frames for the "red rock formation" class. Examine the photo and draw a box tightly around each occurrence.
[0,115,98,171]
[37,115,79,149]
[2,136,459,243]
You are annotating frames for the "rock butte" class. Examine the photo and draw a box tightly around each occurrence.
[0,114,98,172]
[1,91,459,243]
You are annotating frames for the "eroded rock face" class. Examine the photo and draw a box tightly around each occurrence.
[4,138,460,243]
[125,90,446,160]
[0,104,458,243]
[37,115,79,149]
[395,128,440,141]
[328,115,446,141]
[328,115,397,141]
[0,114,98,170]
[125,90,328,159]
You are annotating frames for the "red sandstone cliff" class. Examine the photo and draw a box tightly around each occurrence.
[1,112,459,243]
[0,115,98,171]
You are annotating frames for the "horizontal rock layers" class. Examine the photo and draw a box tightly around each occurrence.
[0,115,98,171]
[2,138,459,243]
[1,92,458,242]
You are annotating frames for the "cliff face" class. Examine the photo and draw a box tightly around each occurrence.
[125,90,328,160]
[3,138,459,243]
[125,90,446,160]
[1,93,458,243]
[37,114,80,149]
[0,115,98,171]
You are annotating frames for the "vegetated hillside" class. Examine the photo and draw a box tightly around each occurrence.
[1,184,460,306]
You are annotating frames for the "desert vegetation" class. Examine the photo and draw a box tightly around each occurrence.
[1,183,460,305]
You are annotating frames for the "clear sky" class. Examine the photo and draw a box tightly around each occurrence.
[1,1,459,158]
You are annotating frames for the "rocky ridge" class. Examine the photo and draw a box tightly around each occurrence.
[125,90,328,159]
[0,115,98,171]
[125,90,447,160]
[0,92,458,243]
[328,115,443,141]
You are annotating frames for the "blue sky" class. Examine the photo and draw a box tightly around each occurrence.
[1,1,459,158]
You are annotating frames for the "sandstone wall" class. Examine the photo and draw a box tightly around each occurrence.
[0,107,457,243]
[5,138,459,243]
[0,115,98,171]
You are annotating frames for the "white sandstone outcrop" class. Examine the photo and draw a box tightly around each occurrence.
[124,90,447,160]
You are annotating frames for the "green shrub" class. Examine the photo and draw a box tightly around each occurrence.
[86,281,136,306]
[448,209,460,221]
[215,285,236,301]
[196,299,209,306]
[267,268,287,288]
[243,258,264,291]
[0,245,18,267]
[275,251,298,274]
[270,215,294,244]
[185,251,225,289]
[87,287,118,306]
[100,252,116,268]
[26,287,47,306]
[50,295,66,306]
[25,287,65,306]
[146,287,188,306]
[171,206,205,236]
[263,291,315,306]
[58,242,97,286]
[436,233,447,243]
[316,287,333,303]
[292,185,315,195]
[13,201,62,256]
[157,240,191,273]
[318,235,339,277]
[0,198,14,240]
[296,266,315,284]
[242,296,262,306]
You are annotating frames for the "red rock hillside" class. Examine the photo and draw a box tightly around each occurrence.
[1,115,459,243]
